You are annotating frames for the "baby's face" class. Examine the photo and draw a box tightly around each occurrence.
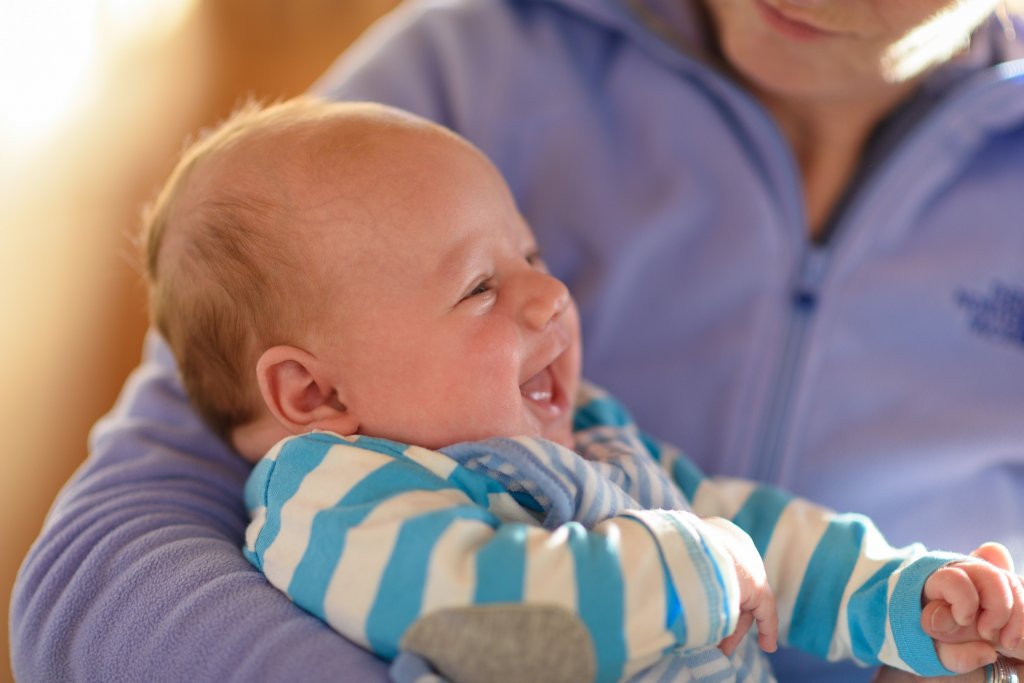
[296,119,581,450]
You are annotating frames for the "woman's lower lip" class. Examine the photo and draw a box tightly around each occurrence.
[755,0,831,41]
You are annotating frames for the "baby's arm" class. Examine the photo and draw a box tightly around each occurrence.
[645,438,971,677]
[922,542,1024,672]
[246,433,774,683]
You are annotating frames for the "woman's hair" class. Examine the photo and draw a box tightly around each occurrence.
[142,97,338,440]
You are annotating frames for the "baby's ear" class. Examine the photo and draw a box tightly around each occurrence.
[256,345,359,436]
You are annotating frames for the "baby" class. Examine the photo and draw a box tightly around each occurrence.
[143,97,1024,683]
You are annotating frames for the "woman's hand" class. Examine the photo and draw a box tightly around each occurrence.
[872,659,1023,683]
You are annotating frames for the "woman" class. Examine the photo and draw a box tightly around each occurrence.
[11,1,1024,682]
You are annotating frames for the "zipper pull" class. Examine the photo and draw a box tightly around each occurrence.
[791,247,828,312]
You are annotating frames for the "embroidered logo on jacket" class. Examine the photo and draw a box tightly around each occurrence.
[954,281,1024,347]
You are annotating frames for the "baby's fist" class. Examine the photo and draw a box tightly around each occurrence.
[923,543,1024,672]
[702,517,778,655]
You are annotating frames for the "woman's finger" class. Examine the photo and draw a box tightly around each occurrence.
[934,640,998,674]
[972,543,1015,573]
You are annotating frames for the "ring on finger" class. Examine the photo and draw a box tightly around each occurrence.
[985,656,1020,683]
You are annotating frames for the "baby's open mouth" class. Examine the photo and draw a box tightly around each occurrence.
[520,364,569,420]
[521,365,554,403]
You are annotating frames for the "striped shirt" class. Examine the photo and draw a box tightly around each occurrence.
[244,384,959,682]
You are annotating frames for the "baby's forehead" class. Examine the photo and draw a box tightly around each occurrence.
[243,113,458,198]
[178,102,492,263]
[308,113,465,174]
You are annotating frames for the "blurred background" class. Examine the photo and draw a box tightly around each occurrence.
[0,1,400,679]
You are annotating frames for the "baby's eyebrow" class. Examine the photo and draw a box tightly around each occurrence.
[433,233,482,280]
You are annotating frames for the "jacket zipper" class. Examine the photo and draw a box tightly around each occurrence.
[750,246,830,485]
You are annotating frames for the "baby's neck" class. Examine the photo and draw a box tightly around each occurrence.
[231,415,293,464]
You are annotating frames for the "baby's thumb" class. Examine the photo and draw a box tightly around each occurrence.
[922,600,979,643]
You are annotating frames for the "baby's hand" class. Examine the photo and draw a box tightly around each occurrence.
[702,517,778,656]
[922,542,1024,672]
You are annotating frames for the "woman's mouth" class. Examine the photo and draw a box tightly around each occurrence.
[755,0,836,41]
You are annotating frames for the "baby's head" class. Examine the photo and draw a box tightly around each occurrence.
[144,98,581,462]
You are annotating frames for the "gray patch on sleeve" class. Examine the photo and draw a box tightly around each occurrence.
[400,604,597,683]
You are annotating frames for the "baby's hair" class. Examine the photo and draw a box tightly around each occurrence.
[142,97,346,440]
[144,97,470,442]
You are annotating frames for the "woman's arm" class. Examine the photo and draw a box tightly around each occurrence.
[10,333,389,682]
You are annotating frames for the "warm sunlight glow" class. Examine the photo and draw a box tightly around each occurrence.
[881,1,1003,82]
[0,3,99,152]
[0,0,197,157]
[100,0,198,49]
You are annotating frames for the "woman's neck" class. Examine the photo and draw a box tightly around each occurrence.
[757,82,917,241]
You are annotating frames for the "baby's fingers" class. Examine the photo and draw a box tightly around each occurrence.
[958,562,1015,641]
[719,612,753,657]
[751,588,779,653]
[925,565,980,627]
[928,562,1015,640]
[997,572,1024,653]
[934,640,998,674]
[967,543,1024,652]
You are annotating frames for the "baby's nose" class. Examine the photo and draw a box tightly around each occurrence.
[519,272,570,330]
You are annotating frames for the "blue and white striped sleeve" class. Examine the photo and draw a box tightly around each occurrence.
[245,432,745,683]
[647,438,962,677]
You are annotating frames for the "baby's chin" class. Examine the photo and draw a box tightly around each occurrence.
[542,423,576,451]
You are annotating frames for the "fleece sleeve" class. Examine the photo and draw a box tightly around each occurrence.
[9,332,390,683]
[244,433,745,683]
[647,438,961,677]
